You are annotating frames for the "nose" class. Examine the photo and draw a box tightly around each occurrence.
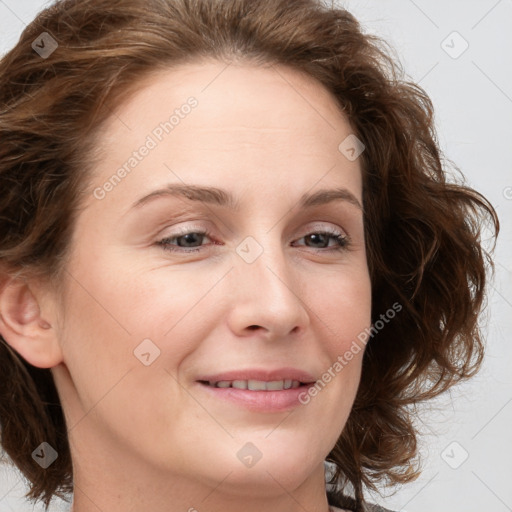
[226,243,310,340]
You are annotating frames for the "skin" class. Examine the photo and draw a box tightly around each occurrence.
[0,60,371,512]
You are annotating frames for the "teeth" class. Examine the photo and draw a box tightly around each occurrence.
[208,379,304,390]
[248,379,267,391]
[265,380,284,391]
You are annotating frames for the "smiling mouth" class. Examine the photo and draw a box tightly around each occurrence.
[197,379,311,390]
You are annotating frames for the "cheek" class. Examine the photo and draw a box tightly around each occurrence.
[58,259,227,400]
[56,262,214,443]
[300,265,371,412]
[306,265,372,344]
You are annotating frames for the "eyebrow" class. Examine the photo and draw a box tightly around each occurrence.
[130,184,362,211]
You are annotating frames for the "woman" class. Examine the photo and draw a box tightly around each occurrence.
[0,0,499,511]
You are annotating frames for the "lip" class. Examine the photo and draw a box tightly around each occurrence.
[195,367,317,384]
[196,381,316,412]
[194,367,317,413]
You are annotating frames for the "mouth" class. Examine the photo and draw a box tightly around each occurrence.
[194,367,318,411]
[196,378,315,412]
[197,379,312,390]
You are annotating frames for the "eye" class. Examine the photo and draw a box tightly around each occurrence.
[293,229,349,252]
[157,229,215,252]
[156,227,350,254]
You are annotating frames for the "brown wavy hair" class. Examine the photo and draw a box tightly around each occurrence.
[0,0,499,510]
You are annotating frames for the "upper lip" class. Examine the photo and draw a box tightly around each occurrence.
[196,367,317,384]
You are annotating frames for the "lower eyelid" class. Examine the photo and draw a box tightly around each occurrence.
[157,229,349,252]
[158,231,212,248]
[298,231,350,252]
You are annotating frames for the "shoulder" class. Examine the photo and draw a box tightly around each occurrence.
[326,472,396,512]
[329,497,396,512]
[330,505,397,512]
[364,504,397,512]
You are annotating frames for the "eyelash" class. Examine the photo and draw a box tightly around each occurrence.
[156,227,350,254]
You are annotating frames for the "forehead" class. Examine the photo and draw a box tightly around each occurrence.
[87,60,362,207]
[103,59,346,129]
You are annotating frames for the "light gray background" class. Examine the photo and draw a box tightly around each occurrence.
[0,1,511,511]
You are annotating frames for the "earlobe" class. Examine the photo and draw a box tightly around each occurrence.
[0,277,63,368]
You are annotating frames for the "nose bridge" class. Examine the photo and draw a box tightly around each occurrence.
[227,234,309,337]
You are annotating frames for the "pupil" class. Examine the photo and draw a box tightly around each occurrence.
[307,233,327,248]
[179,233,202,247]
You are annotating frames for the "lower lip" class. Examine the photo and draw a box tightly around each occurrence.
[196,382,314,412]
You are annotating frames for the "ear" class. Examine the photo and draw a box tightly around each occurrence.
[0,276,63,368]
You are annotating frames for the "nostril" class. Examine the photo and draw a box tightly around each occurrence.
[247,325,260,330]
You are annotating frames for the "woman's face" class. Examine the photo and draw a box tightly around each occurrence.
[50,60,371,504]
